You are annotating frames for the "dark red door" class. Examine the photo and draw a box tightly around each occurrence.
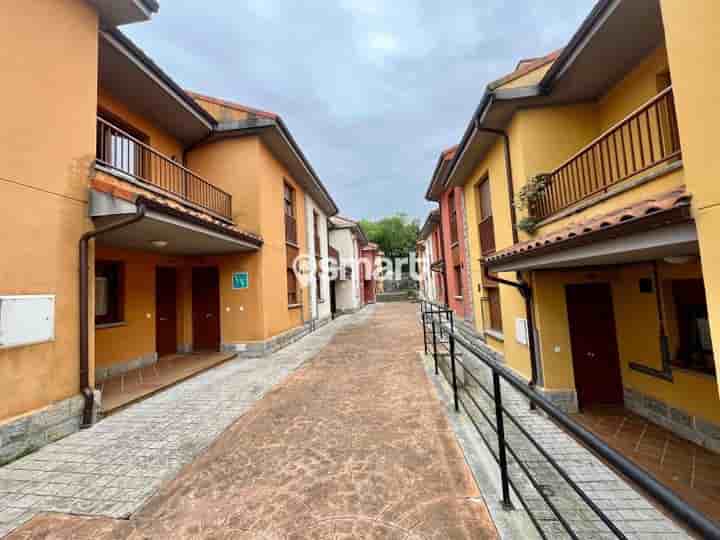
[156,267,177,358]
[192,267,220,352]
[566,283,624,409]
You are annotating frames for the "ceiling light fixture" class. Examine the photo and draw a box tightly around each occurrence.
[151,240,169,248]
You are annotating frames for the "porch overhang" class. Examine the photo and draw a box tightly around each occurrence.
[485,189,695,273]
[89,190,261,255]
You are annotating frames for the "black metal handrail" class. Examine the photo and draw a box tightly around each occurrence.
[96,117,233,220]
[418,300,720,540]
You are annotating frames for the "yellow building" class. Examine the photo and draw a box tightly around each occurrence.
[447,0,720,452]
[0,0,337,463]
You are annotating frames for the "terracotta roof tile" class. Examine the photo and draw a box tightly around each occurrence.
[485,187,691,265]
[91,173,263,246]
[186,91,278,120]
[489,48,563,90]
[441,145,459,161]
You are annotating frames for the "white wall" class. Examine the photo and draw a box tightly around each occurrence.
[329,227,362,311]
[420,237,437,302]
[304,195,331,321]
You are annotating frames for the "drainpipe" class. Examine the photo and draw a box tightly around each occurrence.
[79,203,146,427]
[475,125,518,244]
[483,265,539,393]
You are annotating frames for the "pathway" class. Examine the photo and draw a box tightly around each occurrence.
[2,304,498,539]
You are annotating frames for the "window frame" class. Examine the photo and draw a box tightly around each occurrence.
[95,260,125,326]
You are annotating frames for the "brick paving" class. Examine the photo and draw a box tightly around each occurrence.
[2,304,498,539]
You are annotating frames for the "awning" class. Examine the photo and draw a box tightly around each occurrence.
[89,190,262,256]
[485,188,696,272]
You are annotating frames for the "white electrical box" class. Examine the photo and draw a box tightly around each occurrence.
[0,295,55,349]
[515,317,529,346]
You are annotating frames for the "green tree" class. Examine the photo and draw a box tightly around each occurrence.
[358,213,420,261]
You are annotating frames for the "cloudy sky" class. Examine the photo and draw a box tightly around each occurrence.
[125,0,595,222]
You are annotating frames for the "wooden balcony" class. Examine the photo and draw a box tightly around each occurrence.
[533,87,681,221]
[96,117,232,220]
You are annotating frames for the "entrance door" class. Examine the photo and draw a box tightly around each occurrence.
[566,283,624,409]
[330,281,337,318]
[192,267,220,351]
[156,267,177,357]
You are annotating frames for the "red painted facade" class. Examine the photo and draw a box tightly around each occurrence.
[361,243,379,304]
[438,186,471,319]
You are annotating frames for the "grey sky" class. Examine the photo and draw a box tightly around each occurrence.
[125,0,596,222]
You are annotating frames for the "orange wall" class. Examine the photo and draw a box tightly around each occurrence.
[94,246,190,368]
[186,134,310,344]
[0,0,98,421]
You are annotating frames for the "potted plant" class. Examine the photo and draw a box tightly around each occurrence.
[514,174,550,234]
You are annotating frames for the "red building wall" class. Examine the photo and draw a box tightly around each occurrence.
[439,186,471,321]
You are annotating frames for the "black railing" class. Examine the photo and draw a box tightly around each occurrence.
[419,300,720,540]
[96,117,233,220]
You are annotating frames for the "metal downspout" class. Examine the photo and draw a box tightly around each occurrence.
[483,265,539,392]
[474,125,518,244]
[79,203,146,428]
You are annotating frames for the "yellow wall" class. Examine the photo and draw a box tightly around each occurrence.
[460,40,695,393]
[497,61,553,90]
[0,0,98,421]
[531,262,720,424]
[661,0,720,389]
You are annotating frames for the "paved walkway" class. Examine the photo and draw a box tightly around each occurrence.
[2,304,498,539]
[442,337,692,539]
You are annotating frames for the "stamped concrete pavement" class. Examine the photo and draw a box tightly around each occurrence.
[5,303,498,539]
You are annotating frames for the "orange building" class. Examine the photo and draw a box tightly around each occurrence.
[0,0,338,463]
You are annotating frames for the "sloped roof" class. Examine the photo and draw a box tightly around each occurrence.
[484,188,692,268]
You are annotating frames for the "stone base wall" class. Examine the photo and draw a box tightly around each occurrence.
[0,391,102,466]
[624,387,720,454]
[537,388,579,414]
[223,316,334,358]
[95,352,158,383]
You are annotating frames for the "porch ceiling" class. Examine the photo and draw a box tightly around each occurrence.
[486,188,696,272]
[90,191,259,256]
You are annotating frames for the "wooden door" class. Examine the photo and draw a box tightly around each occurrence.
[192,267,220,351]
[566,283,624,409]
[155,267,177,357]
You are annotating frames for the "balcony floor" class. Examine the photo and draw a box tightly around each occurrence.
[98,352,236,414]
[573,405,720,525]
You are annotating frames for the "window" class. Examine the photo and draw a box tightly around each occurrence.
[97,108,149,178]
[476,177,496,255]
[287,269,298,306]
[671,279,715,375]
[95,261,124,325]
[454,265,463,298]
[284,181,297,245]
[448,191,459,245]
[487,287,503,333]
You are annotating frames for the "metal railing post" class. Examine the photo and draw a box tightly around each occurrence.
[421,304,428,355]
[449,312,459,412]
[493,371,512,509]
[431,308,439,375]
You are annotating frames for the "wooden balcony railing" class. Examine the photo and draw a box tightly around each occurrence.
[534,87,681,220]
[96,117,232,220]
